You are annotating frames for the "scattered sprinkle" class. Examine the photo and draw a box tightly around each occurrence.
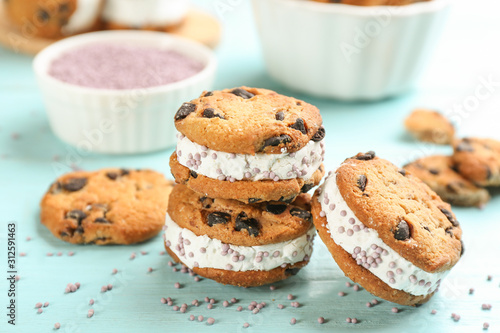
[352,318,358,324]
[345,282,352,287]
[194,277,201,282]
[112,269,118,275]
[482,304,492,310]
[287,294,294,300]
[141,251,148,255]
[207,304,213,309]
[161,298,167,304]
[431,309,437,315]
[198,315,204,322]
[189,315,195,321]
[270,285,276,291]
[451,313,461,322]
[19,252,26,257]
[231,298,237,303]
[148,267,153,273]
[338,292,346,297]
[353,284,360,291]
[101,286,107,293]
[237,306,243,311]
[89,299,94,306]
[44,302,49,307]
[469,288,474,295]
[174,282,181,289]
[278,304,284,309]
[15,275,20,281]
[37,308,43,314]
[173,306,180,311]
[87,309,94,318]
[223,301,229,307]
[57,252,63,256]
[26,237,32,241]
[318,317,325,324]
[392,307,399,313]
[207,318,215,325]
[290,318,296,325]
[243,322,249,328]
[366,302,372,308]
[54,323,61,329]
[35,302,43,309]
[130,253,136,260]
[68,251,75,256]
[483,322,490,330]
[47,252,53,257]
[487,275,492,281]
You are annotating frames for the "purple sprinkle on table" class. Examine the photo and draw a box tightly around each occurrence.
[148,267,153,273]
[112,268,118,275]
[44,302,49,307]
[353,285,360,291]
[371,299,379,305]
[290,318,296,325]
[75,282,80,289]
[257,304,263,309]
[484,322,490,330]
[231,298,237,303]
[180,308,186,313]
[392,307,399,313]
[366,302,372,308]
[89,299,94,306]
[194,277,201,282]
[198,315,204,322]
[318,317,325,324]
[223,301,229,307]
[345,282,352,287]
[173,306,180,311]
[338,292,346,297]
[270,285,276,291]
[288,294,294,300]
[101,286,107,293]
[20,252,26,257]
[189,315,195,321]
[207,318,215,325]
[87,309,94,318]
[237,306,243,311]
[469,288,474,294]
[487,275,493,281]
[278,304,284,309]
[346,317,351,323]
[174,283,181,289]
[352,318,358,324]
[54,323,61,329]
[57,252,63,256]
[210,298,215,304]
[204,297,210,302]
[482,304,492,310]
[68,251,75,256]
[431,309,437,315]
[47,253,53,257]
[161,298,167,304]
[243,323,249,328]
[26,237,32,241]
[15,275,20,281]
[207,304,213,309]
[37,308,43,314]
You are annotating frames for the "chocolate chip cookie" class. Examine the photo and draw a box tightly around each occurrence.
[311,0,426,5]
[312,152,463,306]
[164,184,315,287]
[40,168,174,245]
[452,137,500,187]
[404,109,455,145]
[404,155,490,207]
[170,87,325,202]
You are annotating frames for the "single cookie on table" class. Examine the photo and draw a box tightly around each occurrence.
[170,86,326,203]
[164,184,316,287]
[404,155,490,207]
[102,0,188,31]
[5,0,103,39]
[311,151,463,306]
[310,0,427,6]
[40,168,174,245]
[452,137,500,187]
[404,109,455,145]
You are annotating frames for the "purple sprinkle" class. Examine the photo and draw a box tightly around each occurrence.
[207,304,213,309]
[161,297,167,304]
[290,318,296,325]
[353,284,360,291]
[237,306,243,311]
[392,307,399,313]
[230,298,237,304]
[252,308,259,314]
[338,292,345,297]
[148,267,153,273]
[352,318,358,324]
[287,294,294,300]
[207,318,215,325]
[278,304,284,309]
[44,302,49,307]
[210,299,215,304]
[431,309,437,315]
[243,323,249,328]
[318,317,325,324]
[112,268,118,274]
[107,284,113,290]
[35,302,43,308]
[174,282,181,289]
[101,286,107,293]
[484,322,490,330]
[223,301,229,307]
[198,315,204,322]
[194,277,200,282]
[189,315,195,321]
[346,318,351,323]
[54,323,61,329]
[87,309,94,318]
[173,306,180,311]
[89,299,94,305]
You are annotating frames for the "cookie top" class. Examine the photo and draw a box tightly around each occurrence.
[335,152,462,273]
[453,137,500,186]
[174,87,323,155]
[40,168,174,245]
[404,155,490,207]
[167,184,313,247]
[404,109,455,145]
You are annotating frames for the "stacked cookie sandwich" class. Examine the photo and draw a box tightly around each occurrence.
[165,87,325,287]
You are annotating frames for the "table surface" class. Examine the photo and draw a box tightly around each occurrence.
[1,0,500,332]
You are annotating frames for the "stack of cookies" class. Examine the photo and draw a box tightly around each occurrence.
[404,109,496,207]
[164,87,326,287]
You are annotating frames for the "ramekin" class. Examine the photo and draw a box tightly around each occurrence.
[33,30,216,154]
[252,0,451,101]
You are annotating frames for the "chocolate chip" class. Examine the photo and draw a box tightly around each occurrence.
[423,226,430,232]
[106,172,118,180]
[262,135,292,149]
[62,178,87,192]
[75,226,84,234]
[398,169,406,176]
[94,218,111,224]
[59,3,69,12]
[248,198,261,203]
[285,268,301,276]
[429,169,440,175]
[394,220,410,241]
[290,118,307,134]
[445,227,454,237]
[300,183,314,193]
[231,88,254,99]
[485,166,492,180]
[204,91,213,97]
[200,197,214,209]
[460,240,464,256]
[290,208,312,222]
[265,204,288,215]
[235,212,260,237]
[50,182,62,194]
[207,212,231,227]
[296,101,302,106]
[37,9,50,22]
[120,169,130,176]
[354,151,376,161]
[174,103,196,121]
[66,210,86,224]
[275,112,285,121]
[190,170,198,178]
[60,231,69,237]
[456,140,474,152]
[203,108,225,119]
[357,175,367,192]
[278,196,295,204]
[439,208,459,226]
[311,127,325,142]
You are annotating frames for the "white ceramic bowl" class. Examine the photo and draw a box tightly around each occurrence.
[252,0,451,101]
[33,30,216,154]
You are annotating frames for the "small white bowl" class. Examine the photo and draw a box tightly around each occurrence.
[252,0,451,101]
[33,30,216,154]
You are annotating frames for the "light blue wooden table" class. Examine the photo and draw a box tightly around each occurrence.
[1,0,499,332]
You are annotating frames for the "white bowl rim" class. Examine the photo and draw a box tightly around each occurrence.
[33,30,217,96]
[259,0,452,16]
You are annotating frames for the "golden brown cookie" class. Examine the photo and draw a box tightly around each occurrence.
[174,87,323,155]
[404,155,490,207]
[404,109,455,145]
[452,137,500,187]
[170,153,325,203]
[311,151,463,306]
[40,168,174,245]
[5,0,103,39]
[164,184,315,287]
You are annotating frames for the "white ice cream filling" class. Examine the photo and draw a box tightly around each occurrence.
[164,213,315,272]
[62,0,102,35]
[103,0,189,27]
[176,133,325,182]
[318,173,448,296]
